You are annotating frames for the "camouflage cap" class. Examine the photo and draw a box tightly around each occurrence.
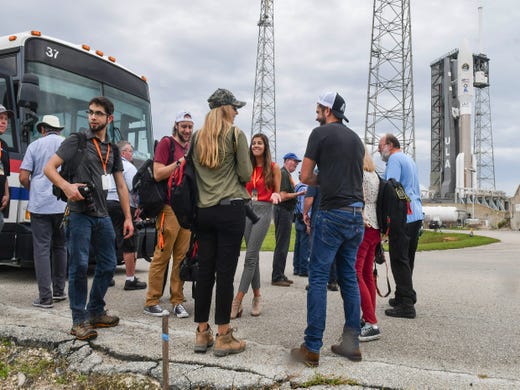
[207,88,246,109]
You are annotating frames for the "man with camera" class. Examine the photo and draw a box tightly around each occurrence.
[45,96,133,341]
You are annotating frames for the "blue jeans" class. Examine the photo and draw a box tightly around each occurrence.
[66,212,116,325]
[304,209,364,353]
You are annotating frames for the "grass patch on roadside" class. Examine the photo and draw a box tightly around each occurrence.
[242,224,499,252]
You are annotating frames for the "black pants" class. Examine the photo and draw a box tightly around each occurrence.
[194,202,245,325]
[388,220,422,306]
[272,206,293,282]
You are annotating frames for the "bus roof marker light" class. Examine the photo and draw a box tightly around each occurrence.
[95,50,104,57]
[108,56,116,63]
[31,31,42,37]
[141,76,147,82]
[82,44,91,51]
[8,35,17,41]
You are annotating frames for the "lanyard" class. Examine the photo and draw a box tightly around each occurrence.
[251,166,261,189]
[92,138,111,174]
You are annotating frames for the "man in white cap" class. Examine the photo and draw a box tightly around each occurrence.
[143,111,193,317]
[20,115,67,308]
[0,104,14,233]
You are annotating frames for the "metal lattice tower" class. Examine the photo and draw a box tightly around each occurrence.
[473,55,496,190]
[251,0,277,159]
[364,0,416,159]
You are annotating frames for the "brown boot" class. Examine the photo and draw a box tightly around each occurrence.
[331,328,362,362]
[213,328,246,357]
[251,296,262,316]
[230,298,243,319]
[290,343,319,367]
[194,325,214,353]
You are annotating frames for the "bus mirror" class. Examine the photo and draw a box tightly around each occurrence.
[17,73,40,112]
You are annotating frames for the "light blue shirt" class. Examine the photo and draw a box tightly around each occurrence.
[20,133,67,214]
[107,157,137,208]
[384,151,423,223]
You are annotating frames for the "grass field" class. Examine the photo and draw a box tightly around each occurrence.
[242,225,499,252]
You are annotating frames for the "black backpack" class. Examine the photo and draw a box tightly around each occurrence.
[132,136,175,219]
[52,132,87,202]
[168,134,198,229]
[376,177,410,235]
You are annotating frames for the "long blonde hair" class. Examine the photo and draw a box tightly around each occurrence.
[364,145,376,172]
[196,105,235,168]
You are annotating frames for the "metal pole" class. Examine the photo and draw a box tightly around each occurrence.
[162,316,169,390]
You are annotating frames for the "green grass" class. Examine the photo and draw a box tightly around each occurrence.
[242,224,499,252]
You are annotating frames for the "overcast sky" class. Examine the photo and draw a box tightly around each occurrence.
[3,1,519,196]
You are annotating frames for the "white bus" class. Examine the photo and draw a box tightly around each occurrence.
[0,31,155,267]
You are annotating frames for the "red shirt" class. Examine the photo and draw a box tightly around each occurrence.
[246,163,274,202]
[154,136,188,165]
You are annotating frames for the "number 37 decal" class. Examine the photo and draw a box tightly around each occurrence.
[45,46,59,59]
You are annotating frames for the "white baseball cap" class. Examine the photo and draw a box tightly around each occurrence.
[175,111,193,124]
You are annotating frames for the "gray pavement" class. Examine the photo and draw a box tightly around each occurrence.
[1,229,519,389]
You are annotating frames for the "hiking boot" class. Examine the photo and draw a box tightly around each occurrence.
[331,328,362,362]
[359,323,381,342]
[283,276,294,284]
[230,298,243,319]
[194,325,214,353]
[385,304,416,319]
[271,279,291,287]
[32,298,54,309]
[173,304,189,318]
[290,343,319,367]
[327,282,339,291]
[251,296,262,317]
[52,293,67,302]
[70,321,98,341]
[213,328,246,357]
[124,277,147,290]
[144,304,169,317]
[90,311,120,328]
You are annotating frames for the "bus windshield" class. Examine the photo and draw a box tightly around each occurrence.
[26,61,153,164]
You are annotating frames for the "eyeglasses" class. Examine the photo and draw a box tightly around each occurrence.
[86,110,108,117]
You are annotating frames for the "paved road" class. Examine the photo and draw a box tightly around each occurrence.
[1,229,519,389]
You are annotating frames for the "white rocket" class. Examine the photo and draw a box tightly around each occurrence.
[457,39,474,190]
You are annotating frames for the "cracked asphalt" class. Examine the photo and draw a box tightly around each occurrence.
[1,229,519,389]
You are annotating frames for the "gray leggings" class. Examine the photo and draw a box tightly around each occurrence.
[238,201,272,294]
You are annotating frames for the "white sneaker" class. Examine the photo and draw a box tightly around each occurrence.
[173,304,189,318]
[359,323,381,342]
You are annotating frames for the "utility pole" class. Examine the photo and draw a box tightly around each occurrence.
[364,0,416,159]
[251,0,277,159]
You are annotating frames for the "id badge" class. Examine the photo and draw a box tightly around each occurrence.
[101,174,112,191]
[251,189,258,201]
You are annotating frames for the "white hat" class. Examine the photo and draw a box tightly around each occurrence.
[0,104,14,118]
[175,111,193,124]
[317,92,349,123]
[36,115,64,133]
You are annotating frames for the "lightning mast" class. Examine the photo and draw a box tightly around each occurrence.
[251,0,277,159]
[364,0,416,159]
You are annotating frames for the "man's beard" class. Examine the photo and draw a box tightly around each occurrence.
[381,150,390,162]
[89,123,105,133]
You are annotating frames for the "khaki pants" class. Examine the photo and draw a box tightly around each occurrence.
[145,205,191,307]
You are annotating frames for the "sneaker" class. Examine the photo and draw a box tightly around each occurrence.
[359,324,381,342]
[32,298,54,309]
[327,282,339,291]
[71,321,97,340]
[271,279,291,287]
[173,304,189,318]
[124,277,147,290]
[52,293,67,302]
[144,304,169,317]
[385,305,416,319]
[90,311,120,328]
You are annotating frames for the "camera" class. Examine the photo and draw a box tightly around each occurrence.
[244,201,260,224]
[78,183,96,213]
